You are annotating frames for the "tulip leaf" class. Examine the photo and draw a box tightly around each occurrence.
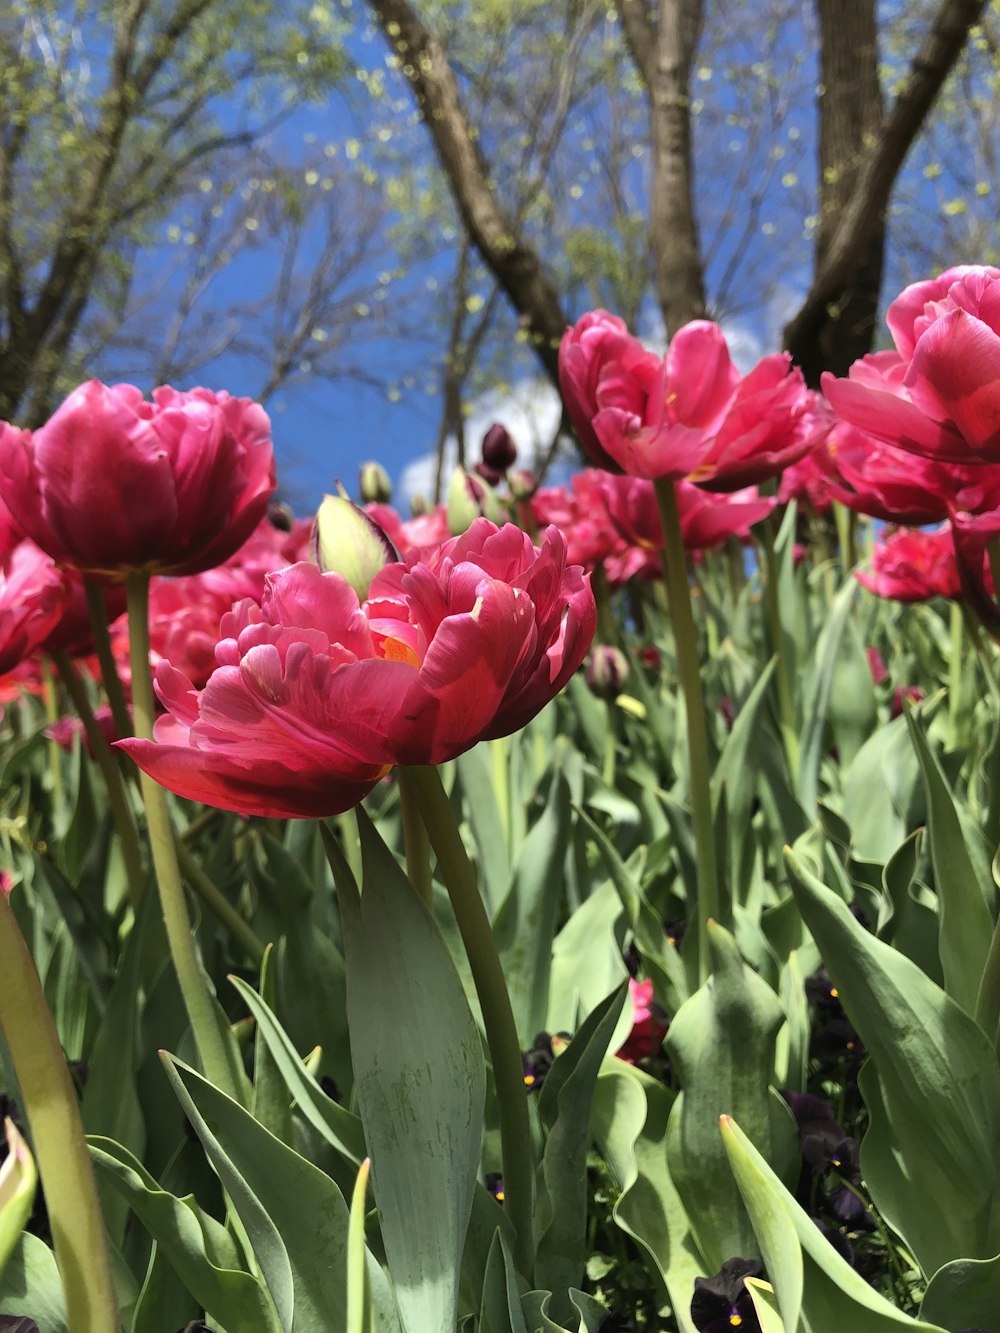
[89,1135,282,1331]
[534,983,628,1319]
[331,809,485,1333]
[904,708,993,1014]
[711,658,776,904]
[576,806,689,1017]
[785,844,1000,1274]
[163,1053,401,1333]
[920,1251,1000,1330]
[494,771,573,1038]
[82,889,146,1244]
[546,878,628,1034]
[721,1116,947,1332]
[665,921,798,1273]
[841,712,923,863]
[590,1060,700,1333]
[744,1278,787,1333]
[129,1242,200,1333]
[878,830,942,986]
[479,1229,529,1333]
[799,575,858,815]
[249,945,294,1146]
[346,1159,374,1333]
[456,744,511,913]
[228,973,366,1166]
[0,1234,67,1333]
[0,1120,36,1279]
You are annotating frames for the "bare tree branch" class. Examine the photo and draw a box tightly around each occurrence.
[366,0,570,387]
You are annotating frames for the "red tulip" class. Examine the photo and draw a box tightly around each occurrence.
[118,520,595,818]
[823,266,1000,464]
[0,540,67,674]
[855,525,984,603]
[0,380,276,578]
[559,313,815,487]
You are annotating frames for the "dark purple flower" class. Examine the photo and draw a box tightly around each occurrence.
[690,1257,764,1333]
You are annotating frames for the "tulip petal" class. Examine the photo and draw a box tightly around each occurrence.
[821,370,963,459]
[666,321,740,431]
[904,308,1000,459]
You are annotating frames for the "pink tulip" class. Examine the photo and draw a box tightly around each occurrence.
[0,380,276,578]
[855,525,983,603]
[823,266,1000,464]
[616,979,668,1064]
[118,520,595,818]
[558,310,643,472]
[0,540,67,674]
[110,515,310,689]
[559,313,815,487]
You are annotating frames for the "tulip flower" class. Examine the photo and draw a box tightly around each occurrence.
[855,524,977,603]
[0,541,67,675]
[559,312,816,487]
[0,380,276,578]
[823,265,1000,464]
[119,519,595,819]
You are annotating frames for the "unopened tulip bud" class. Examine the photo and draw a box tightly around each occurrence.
[586,644,630,699]
[410,493,429,517]
[359,460,392,505]
[314,494,400,599]
[481,422,518,472]
[268,502,294,532]
[447,466,503,535]
[507,468,538,501]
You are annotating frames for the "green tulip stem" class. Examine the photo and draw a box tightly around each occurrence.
[591,562,618,647]
[758,518,800,783]
[653,477,720,984]
[173,837,266,965]
[963,605,1000,712]
[84,580,132,740]
[40,657,65,813]
[949,601,964,743]
[51,652,146,913]
[395,767,434,908]
[833,500,857,574]
[0,889,118,1333]
[124,572,237,1100]
[403,763,535,1280]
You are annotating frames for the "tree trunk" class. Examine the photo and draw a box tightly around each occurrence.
[799,0,884,384]
[618,0,706,335]
[785,0,987,383]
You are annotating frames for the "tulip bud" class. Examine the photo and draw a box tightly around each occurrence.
[359,460,392,505]
[410,493,429,517]
[481,422,518,472]
[268,502,294,533]
[447,465,503,535]
[586,644,630,699]
[507,468,538,501]
[313,494,400,600]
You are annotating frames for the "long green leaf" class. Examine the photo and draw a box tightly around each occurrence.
[534,985,628,1319]
[904,709,993,1014]
[90,1136,281,1331]
[665,922,798,1273]
[332,810,485,1333]
[785,844,1000,1274]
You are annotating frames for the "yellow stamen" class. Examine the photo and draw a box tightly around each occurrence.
[381,637,421,668]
